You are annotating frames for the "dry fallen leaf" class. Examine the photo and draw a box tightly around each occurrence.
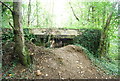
[8,74,12,77]
[21,69,26,72]
[36,70,42,76]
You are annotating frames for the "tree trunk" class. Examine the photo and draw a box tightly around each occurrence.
[87,6,90,22]
[98,12,113,58]
[12,1,31,66]
[118,2,120,75]
[36,0,39,27]
[102,5,106,26]
[91,6,95,24]
[28,0,31,27]
[98,3,117,58]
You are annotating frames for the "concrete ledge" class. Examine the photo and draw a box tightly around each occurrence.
[2,28,82,38]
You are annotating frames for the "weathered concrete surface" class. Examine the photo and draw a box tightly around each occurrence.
[29,28,82,38]
[2,28,82,38]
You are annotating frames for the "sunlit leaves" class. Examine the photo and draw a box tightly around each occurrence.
[2,2,13,28]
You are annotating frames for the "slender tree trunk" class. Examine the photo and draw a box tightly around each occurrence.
[28,0,31,27]
[118,2,120,75]
[91,6,95,23]
[102,4,106,27]
[91,3,95,26]
[85,3,90,26]
[98,3,117,58]
[12,1,31,66]
[98,12,113,58]
[36,0,39,27]
[87,7,90,22]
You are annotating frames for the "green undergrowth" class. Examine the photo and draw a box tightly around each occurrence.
[75,44,119,76]
[2,59,33,79]
[2,60,18,79]
[74,28,101,57]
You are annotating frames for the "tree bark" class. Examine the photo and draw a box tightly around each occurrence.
[12,1,31,66]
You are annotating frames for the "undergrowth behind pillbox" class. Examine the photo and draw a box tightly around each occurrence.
[74,28,101,57]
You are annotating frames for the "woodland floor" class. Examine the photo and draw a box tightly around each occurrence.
[2,42,116,79]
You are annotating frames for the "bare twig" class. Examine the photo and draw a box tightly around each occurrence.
[9,22,15,30]
[69,2,79,21]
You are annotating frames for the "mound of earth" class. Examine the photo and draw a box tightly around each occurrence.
[2,42,114,79]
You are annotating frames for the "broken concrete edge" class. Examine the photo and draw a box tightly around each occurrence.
[2,28,83,39]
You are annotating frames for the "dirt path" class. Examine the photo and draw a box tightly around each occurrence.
[2,42,114,79]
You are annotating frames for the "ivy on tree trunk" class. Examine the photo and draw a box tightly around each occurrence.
[12,1,31,66]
